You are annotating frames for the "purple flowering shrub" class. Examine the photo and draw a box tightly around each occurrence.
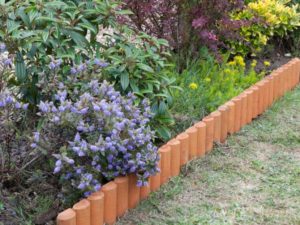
[1,0,178,141]
[0,47,28,110]
[0,90,29,175]
[36,56,109,102]
[33,80,159,197]
[35,48,176,141]
[0,50,29,174]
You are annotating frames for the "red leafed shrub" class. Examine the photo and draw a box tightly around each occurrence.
[122,0,250,63]
[192,0,246,55]
[121,0,182,48]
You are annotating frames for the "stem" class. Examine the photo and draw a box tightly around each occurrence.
[5,107,12,173]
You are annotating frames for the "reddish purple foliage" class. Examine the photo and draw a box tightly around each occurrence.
[191,0,247,55]
[122,0,257,61]
[122,0,185,48]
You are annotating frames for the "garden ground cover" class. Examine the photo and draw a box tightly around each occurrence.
[117,86,300,225]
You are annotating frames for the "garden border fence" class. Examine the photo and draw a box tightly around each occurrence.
[57,58,300,225]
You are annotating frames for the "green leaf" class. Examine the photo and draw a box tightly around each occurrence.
[141,89,154,94]
[155,112,174,125]
[27,45,38,59]
[157,39,169,47]
[158,101,167,114]
[57,53,76,59]
[154,93,169,98]
[116,9,133,15]
[137,63,154,73]
[18,31,36,39]
[151,102,159,114]
[44,1,68,9]
[15,52,27,83]
[37,16,60,23]
[0,30,5,39]
[166,94,173,106]
[17,8,30,27]
[7,20,20,34]
[28,10,39,23]
[41,30,50,42]
[130,80,139,93]
[156,126,171,141]
[79,18,97,34]
[63,30,88,47]
[120,73,129,90]
[170,85,183,91]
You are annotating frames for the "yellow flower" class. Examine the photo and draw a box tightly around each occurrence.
[264,61,271,67]
[204,77,211,83]
[227,61,236,66]
[251,60,257,68]
[189,82,198,90]
[234,55,245,67]
[224,69,232,74]
[234,55,243,62]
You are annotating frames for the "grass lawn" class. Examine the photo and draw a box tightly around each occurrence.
[117,86,300,225]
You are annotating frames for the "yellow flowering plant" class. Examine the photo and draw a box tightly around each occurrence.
[189,82,198,90]
[230,0,300,55]
[264,61,271,67]
[172,52,264,132]
[251,60,257,68]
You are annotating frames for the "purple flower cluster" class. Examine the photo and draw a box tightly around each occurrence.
[69,59,109,76]
[0,91,29,110]
[0,43,13,67]
[0,43,6,53]
[49,59,62,70]
[34,80,158,196]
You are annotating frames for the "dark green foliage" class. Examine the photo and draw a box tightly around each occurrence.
[0,0,178,141]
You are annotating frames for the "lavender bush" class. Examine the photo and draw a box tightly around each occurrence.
[33,79,159,197]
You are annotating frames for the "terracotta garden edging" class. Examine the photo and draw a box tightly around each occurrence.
[56,58,300,225]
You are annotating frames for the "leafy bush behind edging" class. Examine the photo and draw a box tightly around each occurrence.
[0,0,177,141]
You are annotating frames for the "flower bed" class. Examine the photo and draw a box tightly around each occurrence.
[57,58,300,225]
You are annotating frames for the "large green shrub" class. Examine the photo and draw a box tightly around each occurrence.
[0,0,177,140]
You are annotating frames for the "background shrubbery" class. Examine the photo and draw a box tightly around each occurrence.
[123,0,300,64]
[123,0,247,67]
[230,0,300,55]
